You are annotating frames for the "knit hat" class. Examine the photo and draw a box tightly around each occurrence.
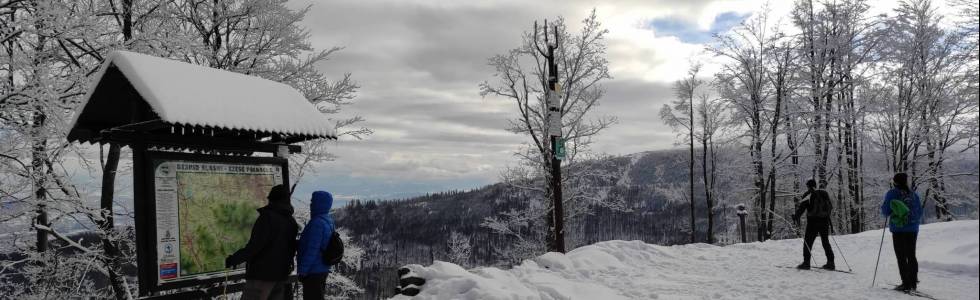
[267,184,291,203]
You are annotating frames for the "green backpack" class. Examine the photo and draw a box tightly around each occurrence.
[889,196,911,227]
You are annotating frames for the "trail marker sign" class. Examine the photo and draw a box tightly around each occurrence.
[554,138,566,160]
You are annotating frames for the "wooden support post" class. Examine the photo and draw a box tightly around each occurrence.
[737,204,748,243]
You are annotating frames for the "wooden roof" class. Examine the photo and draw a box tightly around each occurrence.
[68,51,336,153]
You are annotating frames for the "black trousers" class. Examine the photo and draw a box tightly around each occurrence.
[300,274,327,300]
[892,232,918,287]
[803,217,834,265]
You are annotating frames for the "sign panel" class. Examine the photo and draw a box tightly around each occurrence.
[546,92,562,137]
[136,152,288,293]
[554,138,566,160]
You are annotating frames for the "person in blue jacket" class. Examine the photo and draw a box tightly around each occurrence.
[297,191,335,300]
[880,173,922,292]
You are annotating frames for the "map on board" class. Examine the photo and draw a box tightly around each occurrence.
[153,160,283,282]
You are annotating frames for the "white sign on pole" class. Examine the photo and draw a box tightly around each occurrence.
[547,92,561,137]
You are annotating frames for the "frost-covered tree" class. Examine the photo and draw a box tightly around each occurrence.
[323,228,365,299]
[660,63,701,244]
[2,0,369,298]
[695,92,728,243]
[480,9,619,258]
[710,9,781,241]
[445,231,471,268]
[688,0,979,242]
[871,0,977,221]
[165,0,370,190]
[0,0,127,298]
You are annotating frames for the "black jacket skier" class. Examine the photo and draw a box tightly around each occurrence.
[226,184,299,299]
[792,179,835,270]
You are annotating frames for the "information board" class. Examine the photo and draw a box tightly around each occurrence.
[137,152,289,292]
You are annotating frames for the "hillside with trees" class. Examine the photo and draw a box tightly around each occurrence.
[334,149,978,299]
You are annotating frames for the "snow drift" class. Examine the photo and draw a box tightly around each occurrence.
[394,220,979,299]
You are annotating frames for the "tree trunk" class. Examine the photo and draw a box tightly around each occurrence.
[100,4,134,297]
[701,135,713,244]
[844,85,862,233]
[31,110,48,252]
[689,94,696,244]
[786,98,802,237]
[753,104,767,241]
[99,144,129,300]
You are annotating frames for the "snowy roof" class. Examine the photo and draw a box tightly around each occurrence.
[68,51,335,143]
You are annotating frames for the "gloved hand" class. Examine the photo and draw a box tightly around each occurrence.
[225,255,238,269]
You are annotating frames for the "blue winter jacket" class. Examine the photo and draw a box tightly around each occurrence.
[880,188,922,233]
[297,191,335,276]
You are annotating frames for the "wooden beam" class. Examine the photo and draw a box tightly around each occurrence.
[110,119,169,132]
[101,130,301,154]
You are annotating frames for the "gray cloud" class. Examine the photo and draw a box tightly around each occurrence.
[287,0,746,199]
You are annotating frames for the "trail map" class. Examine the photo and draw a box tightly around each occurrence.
[153,160,283,282]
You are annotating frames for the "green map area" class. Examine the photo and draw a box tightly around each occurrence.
[176,171,276,276]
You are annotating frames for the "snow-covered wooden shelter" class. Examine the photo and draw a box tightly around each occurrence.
[68,51,335,154]
[66,51,336,297]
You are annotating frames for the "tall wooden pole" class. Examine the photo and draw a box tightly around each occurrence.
[536,21,565,253]
[546,29,565,254]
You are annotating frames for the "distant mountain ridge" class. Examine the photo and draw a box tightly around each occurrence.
[333,149,722,299]
[333,148,979,299]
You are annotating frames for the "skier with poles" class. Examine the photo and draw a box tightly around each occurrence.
[792,179,835,270]
[880,173,923,292]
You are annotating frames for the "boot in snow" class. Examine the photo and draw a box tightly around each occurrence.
[796,262,810,270]
[893,284,910,292]
[821,263,835,270]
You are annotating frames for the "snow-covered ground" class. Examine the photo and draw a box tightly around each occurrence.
[395,220,979,299]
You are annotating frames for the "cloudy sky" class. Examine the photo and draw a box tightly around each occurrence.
[285,0,908,201]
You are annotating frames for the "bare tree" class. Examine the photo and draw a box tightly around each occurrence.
[1,0,127,298]
[480,9,617,256]
[445,231,471,268]
[2,0,369,298]
[168,0,370,191]
[872,0,977,221]
[660,63,702,243]
[696,93,729,243]
[710,10,778,241]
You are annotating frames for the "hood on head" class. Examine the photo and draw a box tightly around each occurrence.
[310,191,333,216]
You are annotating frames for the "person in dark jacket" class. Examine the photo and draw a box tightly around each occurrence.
[226,184,299,300]
[881,173,923,292]
[296,191,336,300]
[792,179,835,270]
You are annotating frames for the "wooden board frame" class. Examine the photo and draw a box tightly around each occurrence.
[134,150,290,296]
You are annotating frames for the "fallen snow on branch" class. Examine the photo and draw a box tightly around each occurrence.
[395,220,979,300]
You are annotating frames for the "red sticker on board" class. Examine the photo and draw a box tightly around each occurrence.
[159,263,178,279]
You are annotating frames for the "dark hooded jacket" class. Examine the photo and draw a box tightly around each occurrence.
[794,189,833,219]
[226,185,299,281]
[297,191,335,276]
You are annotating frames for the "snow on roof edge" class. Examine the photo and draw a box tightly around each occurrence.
[69,50,336,139]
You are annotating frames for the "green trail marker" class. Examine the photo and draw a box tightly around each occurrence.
[554,138,566,160]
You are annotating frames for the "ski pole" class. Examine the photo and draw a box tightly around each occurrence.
[871,219,887,287]
[830,234,852,272]
[828,221,852,272]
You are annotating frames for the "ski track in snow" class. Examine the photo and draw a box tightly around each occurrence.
[393,220,979,300]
